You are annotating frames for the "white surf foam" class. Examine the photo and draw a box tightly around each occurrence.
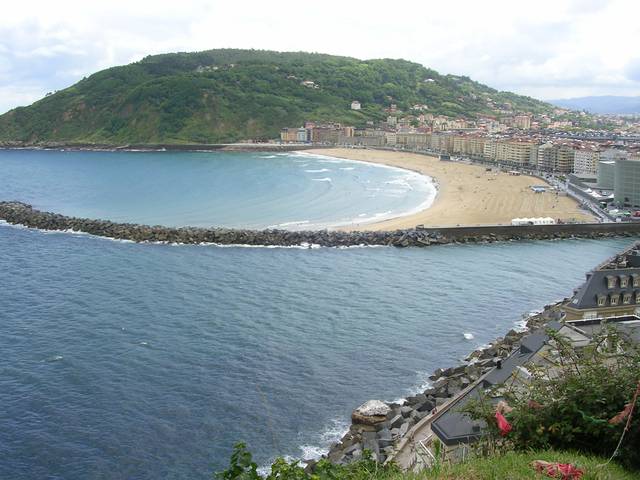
[311,177,332,182]
[463,332,475,340]
[266,220,311,229]
[304,168,331,173]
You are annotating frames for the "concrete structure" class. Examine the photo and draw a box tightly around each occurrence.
[296,128,309,143]
[614,157,640,207]
[537,142,575,173]
[351,101,361,110]
[495,140,538,166]
[396,133,428,148]
[601,148,629,164]
[598,160,616,189]
[482,139,497,162]
[385,132,397,146]
[573,147,600,176]
[514,114,532,130]
[280,127,299,143]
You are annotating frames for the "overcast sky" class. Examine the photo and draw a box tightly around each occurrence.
[1,0,639,114]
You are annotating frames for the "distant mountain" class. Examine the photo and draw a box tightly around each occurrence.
[0,49,555,145]
[551,96,640,115]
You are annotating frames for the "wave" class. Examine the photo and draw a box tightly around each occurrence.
[339,167,355,171]
[386,178,413,190]
[463,332,474,340]
[260,155,277,159]
[304,168,331,173]
[258,417,350,474]
[266,220,311,229]
[389,370,433,404]
[43,355,64,363]
[311,177,332,182]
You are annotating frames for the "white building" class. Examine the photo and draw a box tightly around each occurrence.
[573,148,601,176]
[350,100,361,110]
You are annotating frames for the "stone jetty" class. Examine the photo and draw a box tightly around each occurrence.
[0,201,638,248]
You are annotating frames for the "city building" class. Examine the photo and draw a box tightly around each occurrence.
[482,138,498,162]
[573,147,601,176]
[280,127,299,143]
[396,132,428,148]
[296,128,309,143]
[563,244,640,320]
[350,101,361,110]
[536,142,575,173]
[495,140,538,166]
[614,156,640,207]
[598,161,616,189]
[600,148,629,164]
[513,114,532,130]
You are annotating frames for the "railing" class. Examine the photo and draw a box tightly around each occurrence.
[417,434,437,466]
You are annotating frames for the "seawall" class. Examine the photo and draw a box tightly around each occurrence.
[0,201,639,247]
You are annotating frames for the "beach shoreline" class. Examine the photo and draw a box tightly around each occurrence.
[306,148,595,231]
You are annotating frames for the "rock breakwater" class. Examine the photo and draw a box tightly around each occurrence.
[0,201,638,248]
[317,306,557,468]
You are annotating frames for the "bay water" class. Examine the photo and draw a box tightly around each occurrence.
[0,149,632,479]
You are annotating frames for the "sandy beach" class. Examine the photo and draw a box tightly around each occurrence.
[307,148,595,231]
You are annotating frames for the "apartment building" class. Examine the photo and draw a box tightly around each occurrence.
[537,142,575,173]
[495,140,538,166]
[573,147,601,176]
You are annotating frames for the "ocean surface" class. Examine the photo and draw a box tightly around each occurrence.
[0,149,436,230]
[0,149,634,479]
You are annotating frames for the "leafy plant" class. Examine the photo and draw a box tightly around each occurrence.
[464,326,640,471]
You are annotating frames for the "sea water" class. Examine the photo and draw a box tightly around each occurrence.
[0,149,633,479]
[0,149,436,230]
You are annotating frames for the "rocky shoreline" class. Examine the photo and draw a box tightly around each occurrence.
[314,304,559,468]
[0,202,638,248]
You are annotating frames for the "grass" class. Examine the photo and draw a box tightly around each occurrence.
[405,450,639,480]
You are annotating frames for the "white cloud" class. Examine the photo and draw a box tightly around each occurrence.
[0,0,639,113]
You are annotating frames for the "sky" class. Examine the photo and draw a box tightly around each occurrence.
[1,0,639,114]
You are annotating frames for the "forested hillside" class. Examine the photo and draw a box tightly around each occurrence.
[0,49,554,144]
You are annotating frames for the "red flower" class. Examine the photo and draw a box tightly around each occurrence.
[495,411,512,436]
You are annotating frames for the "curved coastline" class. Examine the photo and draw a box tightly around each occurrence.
[289,150,438,230]
[306,148,595,230]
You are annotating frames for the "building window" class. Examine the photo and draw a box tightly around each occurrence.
[623,293,632,304]
[620,275,629,288]
[597,295,607,306]
[633,275,640,288]
[606,276,617,289]
[636,292,640,304]
[610,294,620,306]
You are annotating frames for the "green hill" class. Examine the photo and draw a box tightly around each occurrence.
[0,49,555,145]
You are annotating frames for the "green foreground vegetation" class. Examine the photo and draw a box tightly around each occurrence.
[0,49,555,144]
[218,444,638,480]
[219,327,639,479]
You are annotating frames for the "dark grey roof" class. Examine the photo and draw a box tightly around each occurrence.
[569,268,640,310]
[430,389,489,446]
[568,315,640,345]
[431,322,561,446]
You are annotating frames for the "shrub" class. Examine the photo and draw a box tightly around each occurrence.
[465,326,640,471]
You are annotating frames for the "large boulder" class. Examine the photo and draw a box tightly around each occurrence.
[351,400,391,426]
